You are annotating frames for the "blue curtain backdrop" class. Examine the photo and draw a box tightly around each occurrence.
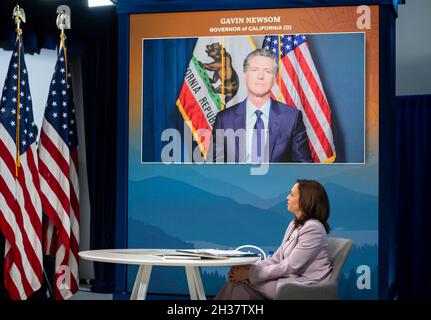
[393,94,431,299]
[82,18,118,293]
[142,38,196,162]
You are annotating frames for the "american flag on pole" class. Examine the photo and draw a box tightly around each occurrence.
[263,35,336,163]
[38,35,79,300]
[0,35,43,300]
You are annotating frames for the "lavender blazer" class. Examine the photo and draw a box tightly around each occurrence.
[248,219,332,299]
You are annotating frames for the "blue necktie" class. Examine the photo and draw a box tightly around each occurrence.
[252,110,264,163]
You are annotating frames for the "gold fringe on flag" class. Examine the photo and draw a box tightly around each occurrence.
[60,33,68,84]
[12,5,26,177]
[221,36,225,110]
[15,33,21,177]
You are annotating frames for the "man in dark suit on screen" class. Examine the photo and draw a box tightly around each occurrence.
[209,48,312,163]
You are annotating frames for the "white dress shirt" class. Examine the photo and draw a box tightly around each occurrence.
[246,98,270,162]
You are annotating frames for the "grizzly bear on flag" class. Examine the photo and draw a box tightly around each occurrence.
[198,42,239,104]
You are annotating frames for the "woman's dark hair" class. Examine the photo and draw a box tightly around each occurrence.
[294,179,330,233]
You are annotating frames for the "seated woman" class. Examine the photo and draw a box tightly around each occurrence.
[215,179,332,300]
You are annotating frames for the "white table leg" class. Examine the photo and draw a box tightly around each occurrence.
[130,265,152,300]
[185,266,198,300]
[191,266,206,300]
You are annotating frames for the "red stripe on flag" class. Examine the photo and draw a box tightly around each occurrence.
[70,150,80,221]
[276,74,296,107]
[69,149,80,296]
[0,215,35,298]
[4,250,34,299]
[1,259,21,299]
[0,143,43,282]
[40,131,70,177]
[0,186,39,299]
[0,174,43,282]
[19,147,43,242]
[70,150,79,177]
[294,44,332,124]
[39,160,70,214]
[0,139,20,178]
[40,192,70,248]
[282,56,333,159]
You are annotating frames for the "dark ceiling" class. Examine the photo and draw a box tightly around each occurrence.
[0,0,117,52]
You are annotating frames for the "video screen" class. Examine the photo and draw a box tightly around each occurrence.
[141,33,364,163]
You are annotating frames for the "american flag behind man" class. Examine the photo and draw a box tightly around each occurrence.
[38,34,79,300]
[0,35,43,300]
[263,35,336,163]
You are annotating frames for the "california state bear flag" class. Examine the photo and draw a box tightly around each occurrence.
[176,36,255,158]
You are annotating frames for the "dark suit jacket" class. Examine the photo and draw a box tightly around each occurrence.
[210,98,312,162]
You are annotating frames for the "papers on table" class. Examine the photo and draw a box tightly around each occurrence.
[161,249,259,260]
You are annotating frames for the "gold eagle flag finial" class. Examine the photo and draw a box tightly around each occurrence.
[12,5,26,34]
[56,5,72,35]
[56,10,71,35]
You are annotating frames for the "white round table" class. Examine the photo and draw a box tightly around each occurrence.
[79,249,259,300]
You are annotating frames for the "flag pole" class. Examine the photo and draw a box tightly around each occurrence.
[12,5,26,177]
